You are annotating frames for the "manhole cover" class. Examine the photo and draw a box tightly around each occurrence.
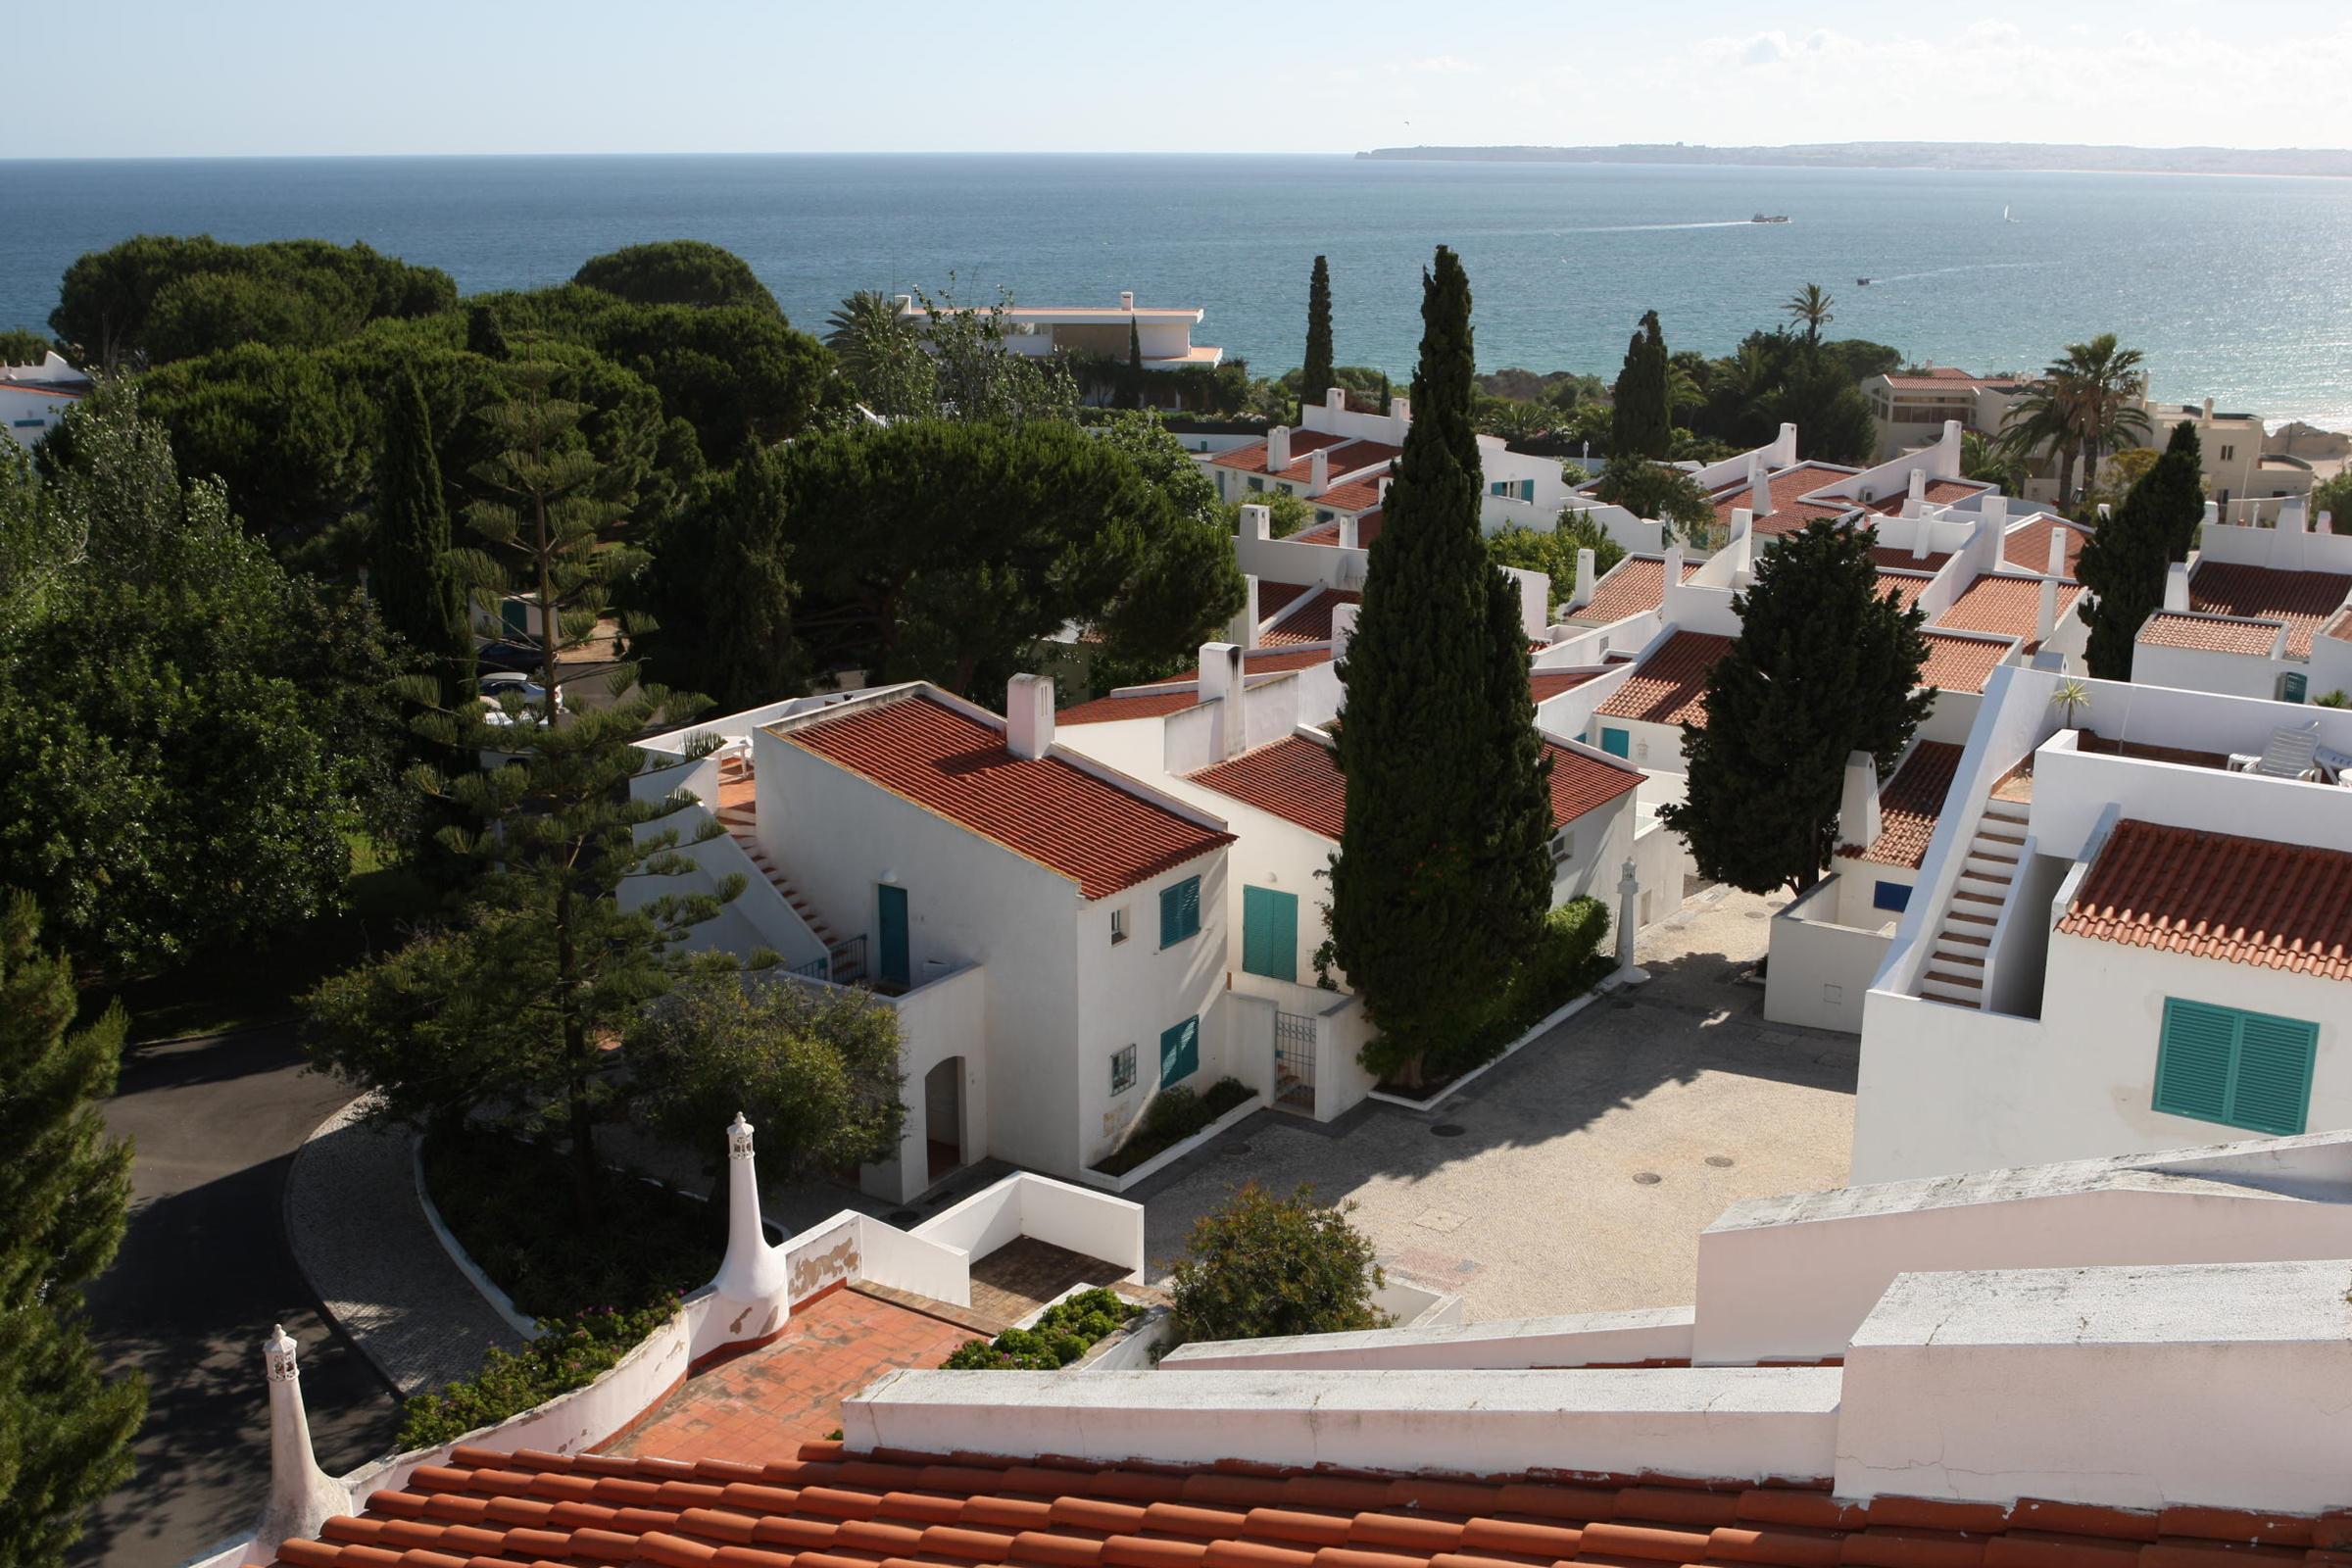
[1431,1123,1466,1138]
[887,1209,919,1224]
[1223,1141,1253,1159]
[1633,1171,1663,1185]
[1705,1155,1736,1168]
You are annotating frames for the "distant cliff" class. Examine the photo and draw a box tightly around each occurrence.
[1355,142,2352,178]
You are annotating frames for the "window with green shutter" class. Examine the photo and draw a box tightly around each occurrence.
[2153,998,2317,1137]
[1158,875,1201,949]
[1159,1016,1200,1085]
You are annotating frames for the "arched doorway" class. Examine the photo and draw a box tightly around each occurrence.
[923,1057,964,1185]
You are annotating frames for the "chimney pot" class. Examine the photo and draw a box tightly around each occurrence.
[1241,504,1271,541]
[1909,467,1928,501]
[2047,525,2069,577]
[1309,448,1330,492]
[1198,642,1247,760]
[1338,514,1358,550]
[1326,385,1347,412]
[1839,752,1883,856]
[2202,396,2215,421]
[1120,290,1135,311]
[1569,547,1597,611]
[1005,673,1054,760]
[2035,574,2060,647]
[1266,426,1292,472]
[2163,562,2191,612]
[1230,574,1260,647]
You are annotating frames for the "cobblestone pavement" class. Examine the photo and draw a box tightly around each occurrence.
[1131,885,1860,1320]
[612,1287,976,1463]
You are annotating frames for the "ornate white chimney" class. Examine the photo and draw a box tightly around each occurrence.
[1004,673,1054,760]
[1569,547,1597,612]
[1839,753,1883,856]
[1266,426,1293,472]
[253,1325,354,1563]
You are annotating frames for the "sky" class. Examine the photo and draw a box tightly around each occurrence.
[9,1,2352,159]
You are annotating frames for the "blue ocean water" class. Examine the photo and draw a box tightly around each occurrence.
[4,153,2349,427]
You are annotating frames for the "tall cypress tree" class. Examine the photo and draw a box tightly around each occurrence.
[1330,247,1552,1083]
[1661,518,1932,897]
[1611,310,1671,460]
[1123,316,1145,411]
[371,368,474,697]
[636,448,805,710]
[2079,419,2205,679]
[0,892,145,1568]
[1302,255,1336,406]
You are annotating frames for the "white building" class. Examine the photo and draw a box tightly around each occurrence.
[2132,499,2352,705]
[0,350,88,451]
[897,289,1220,369]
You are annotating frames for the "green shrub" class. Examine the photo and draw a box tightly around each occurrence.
[396,1300,677,1448]
[1509,898,1611,1020]
[938,1288,1143,1370]
[1167,1184,1390,1346]
[1096,1077,1255,1175]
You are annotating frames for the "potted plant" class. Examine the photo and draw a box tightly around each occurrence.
[2049,678,2091,735]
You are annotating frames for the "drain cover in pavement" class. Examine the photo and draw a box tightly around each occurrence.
[1633,1171,1663,1185]
[1222,1141,1253,1158]
[1413,1207,1469,1233]
[1431,1123,1466,1137]
[1705,1155,1735,1168]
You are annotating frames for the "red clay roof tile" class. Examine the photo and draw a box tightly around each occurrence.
[1873,547,1954,572]
[779,692,1230,900]
[1532,667,1612,702]
[1593,631,1738,726]
[2186,562,2352,659]
[1262,588,1360,646]
[1935,575,2081,649]
[1878,570,1936,613]
[1189,734,1637,841]
[1571,554,1704,625]
[1917,632,2013,694]
[2056,818,2352,980]
[1839,741,1963,867]
[2134,612,2283,657]
[2000,516,2089,576]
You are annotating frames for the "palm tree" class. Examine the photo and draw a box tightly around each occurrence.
[824,290,932,416]
[824,290,907,378]
[1996,333,2151,508]
[1959,430,2025,493]
[1784,283,1835,346]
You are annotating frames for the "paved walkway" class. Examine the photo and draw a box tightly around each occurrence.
[284,1098,526,1396]
[611,1287,977,1462]
[1131,885,1860,1320]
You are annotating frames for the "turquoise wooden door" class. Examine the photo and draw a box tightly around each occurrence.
[877,884,909,991]
[1242,885,1298,982]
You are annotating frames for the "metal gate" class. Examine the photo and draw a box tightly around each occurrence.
[1274,1011,1316,1112]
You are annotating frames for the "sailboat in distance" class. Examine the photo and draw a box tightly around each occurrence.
[2003,205,2021,222]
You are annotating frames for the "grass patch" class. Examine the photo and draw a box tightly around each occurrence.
[1093,1077,1254,1177]
[940,1288,1143,1370]
[418,1125,724,1321]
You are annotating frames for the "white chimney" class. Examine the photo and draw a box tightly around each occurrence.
[1389,395,1412,443]
[1839,753,1882,854]
[1747,450,1770,518]
[1908,467,1928,503]
[1774,422,1798,466]
[1730,507,1753,544]
[254,1326,354,1563]
[2046,526,2070,577]
[1911,521,1931,560]
[1241,503,1271,541]
[1005,673,1054,759]
[894,293,913,313]
[1338,514,1359,550]
[1198,642,1246,760]
[1983,493,2008,528]
[1936,419,1963,476]
[1229,575,1260,647]
[1569,547,1597,611]
[2202,499,2220,529]
[1120,290,1136,311]
[2202,396,2215,422]
[2035,574,2060,647]
[1325,385,1348,413]
[2163,563,2191,612]
[1663,544,1687,607]
[1266,426,1292,472]
[1504,566,1548,638]
[2281,495,2309,534]
[1331,603,1360,663]
[1309,447,1330,493]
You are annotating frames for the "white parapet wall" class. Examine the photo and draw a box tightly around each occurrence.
[1837,1258,2352,1514]
[1160,1305,1695,1371]
[843,1366,1840,1483]
[912,1172,1147,1283]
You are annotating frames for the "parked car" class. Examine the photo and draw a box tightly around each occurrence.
[474,638,546,674]
[478,670,564,727]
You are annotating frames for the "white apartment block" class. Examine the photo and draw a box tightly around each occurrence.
[897,289,1221,368]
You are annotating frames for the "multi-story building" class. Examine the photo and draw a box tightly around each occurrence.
[896,290,1221,368]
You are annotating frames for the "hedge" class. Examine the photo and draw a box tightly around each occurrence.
[396,1300,678,1448]
[940,1288,1143,1370]
[1094,1076,1254,1176]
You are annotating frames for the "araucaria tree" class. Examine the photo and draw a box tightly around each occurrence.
[371,368,473,697]
[0,893,145,1568]
[1661,518,1933,897]
[306,365,739,1216]
[1611,310,1672,460]
[1302,255,1335,405]
[1329,247,1554,1081]
[2078,419,2205,679]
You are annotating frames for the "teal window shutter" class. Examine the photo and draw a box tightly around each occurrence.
[1159,1016,1200,1085]
[1159,876,1201,948]
[1599,726,1631,758]
[1242,886,1298,982]
[2154,999,2316,1137]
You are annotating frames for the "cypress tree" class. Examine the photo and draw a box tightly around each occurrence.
[0,892,145,1568]
[466,302,509,361]
[637,448,805,710]
[1123,316,1144,411]
[1661,518,1932,897]
[2078,420,2204,679]
[1611,310,1671,460]
[1302,255,1335,405]
[371,368,474,698]
[1330,247,1552,1083]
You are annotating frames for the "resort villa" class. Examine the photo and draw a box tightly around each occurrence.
[0,349,89,451]
[896,290,1222,369]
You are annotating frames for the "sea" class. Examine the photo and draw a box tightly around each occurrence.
[4,153,2350,429]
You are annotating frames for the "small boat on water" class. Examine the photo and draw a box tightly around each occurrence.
[2002,205,2020,222]
[1855,276,1872,286]
[1751,213,1791,223]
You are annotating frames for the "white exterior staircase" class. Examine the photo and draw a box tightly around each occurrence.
[711,759,868,986]
[1918,796,2030,1009]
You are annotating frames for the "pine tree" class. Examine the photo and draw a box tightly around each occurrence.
[1661,518,1933,897]
[1302,256,1335,406]
[1610,310,1672,460]
[2078,420,2204,679]
[372,368,474,697]
[0,893,145,1568]
[1330,247,1552,1082]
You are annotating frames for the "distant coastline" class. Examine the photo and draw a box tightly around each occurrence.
[1357,141,2352,179]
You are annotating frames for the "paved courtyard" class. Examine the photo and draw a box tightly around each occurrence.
[1134,884,1861,1320]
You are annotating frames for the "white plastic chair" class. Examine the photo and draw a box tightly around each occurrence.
[2231,722,2323,781]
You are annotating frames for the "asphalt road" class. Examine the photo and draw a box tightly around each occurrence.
[74,1026,402,1568]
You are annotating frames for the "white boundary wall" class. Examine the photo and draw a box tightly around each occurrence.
[1161,1305,1696,1371]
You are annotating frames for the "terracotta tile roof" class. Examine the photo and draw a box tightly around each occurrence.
[1704,462,1863,536]
[1593,631,1736,726]
[1531,666,1612,702]
[2328,608,2352,644]
[1880,365,1988,387]
[1212,434,1399,493]
[1058,669,1302,725]
[1191,733,1636,840]
[256,1438,2349,1568]
[1569,554,1701,625]
[2187,562,2352,659]
[1254,580,1311,620]
[1917,631,2013,693]
[1314,475,1387,512]
[1840,741,1964,867]
[2058,818,2352,980]
[1877,570,1936,613]
[1291,507,1384,548]
[1936,574,2082,651]
[1261,587,1360,646]
[1210,427,1346,475]
[1143,648,1336,687]
[1871,546,1952,572]
[2135,611,2284,657]
[778,692,1230,899]
[2001,514,2090,576]
[1864,479,1986,515]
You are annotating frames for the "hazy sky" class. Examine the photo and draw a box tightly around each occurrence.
[10,1,2352,159]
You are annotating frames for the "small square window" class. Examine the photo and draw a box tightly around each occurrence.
[1110,907,1129,946]
[1549,830,1574,866]
[1110,1045,1137,1096]
[2220,444,2235,462]
[1247,476,1263,492]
